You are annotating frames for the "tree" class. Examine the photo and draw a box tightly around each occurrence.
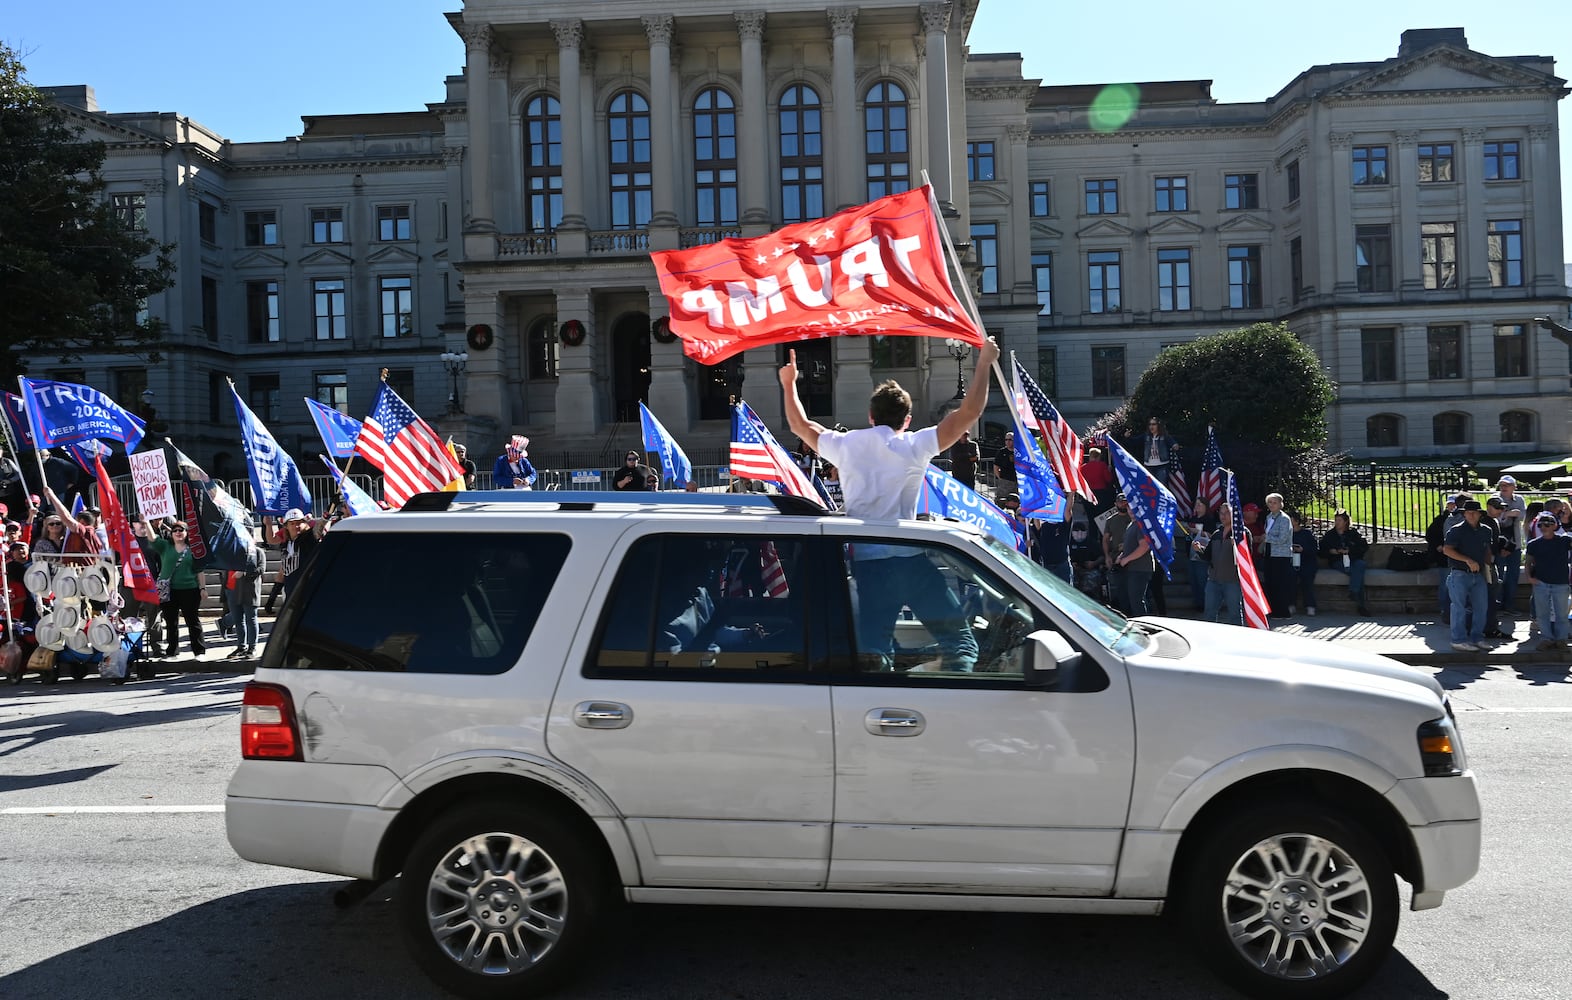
[0,44,175,382]
[1087,323,1341,507]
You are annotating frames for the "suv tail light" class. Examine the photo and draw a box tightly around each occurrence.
[241,682,302,760]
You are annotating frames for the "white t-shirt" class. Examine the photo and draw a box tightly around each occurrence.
[815,424,941,521]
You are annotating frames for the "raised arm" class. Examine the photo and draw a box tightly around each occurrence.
[935,337,1000,452]
[778,349,829,453]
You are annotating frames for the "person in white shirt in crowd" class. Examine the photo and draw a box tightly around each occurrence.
[1260,492,1295,619]
[1490,474,1527,614]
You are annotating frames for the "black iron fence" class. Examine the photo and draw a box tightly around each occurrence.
[1302,462,1480,541]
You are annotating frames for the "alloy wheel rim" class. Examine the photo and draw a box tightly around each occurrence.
[425,832,568,976]
[1220,832,1373,980]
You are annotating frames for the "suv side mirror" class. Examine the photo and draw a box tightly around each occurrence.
[1023,629,1081,690]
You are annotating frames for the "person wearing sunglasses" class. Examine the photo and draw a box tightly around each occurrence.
[613,450,653,492]
[1524,512,1571,652]
[41,484,105,567]
[148,518,206,658]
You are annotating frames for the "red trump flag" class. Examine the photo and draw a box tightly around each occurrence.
[651,186,984,364]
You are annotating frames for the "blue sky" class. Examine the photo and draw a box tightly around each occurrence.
[7,0,1570,253]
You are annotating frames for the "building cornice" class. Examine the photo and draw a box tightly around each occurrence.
[228,156,447,175]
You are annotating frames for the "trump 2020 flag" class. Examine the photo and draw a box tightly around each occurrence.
[304,396,364,460]
[1104,436,1179,578]
[2,392,35,450]
[638,402,692,488]
[166,442,261,573]
[321,456,380,517]
[917,466,1017,550]
[230,382,311,516]
[652,186,984,364]
[18,377,145,452]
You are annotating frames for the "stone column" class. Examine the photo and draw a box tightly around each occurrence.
[1327,132,1356,294]
[1460,128,1489,292]
[828,7,860,211]
[554,291,599,438]
[462,22,497,243]
[1527,124,1562,292]
[833,338,874,426]
[463,291,507,448]
[1007,125,1034,301]
[643,15,680,247]
[1395,130,1421,294]
[551,20,589,255]
[645,293,690,433]
[736,11,770,232]
[919,3,954,214]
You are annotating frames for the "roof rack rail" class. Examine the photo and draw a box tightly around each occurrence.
[399,490,831,516]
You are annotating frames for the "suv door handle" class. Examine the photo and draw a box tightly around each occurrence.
[574,701,633,729]
[864,708,925,737]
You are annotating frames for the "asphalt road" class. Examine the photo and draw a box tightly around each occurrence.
[1,664,1569,1000]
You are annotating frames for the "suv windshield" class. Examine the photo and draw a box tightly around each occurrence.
[970,533,1149,656]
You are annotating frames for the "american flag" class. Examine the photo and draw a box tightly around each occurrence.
[1227,470,1271,629]
[729,402,823,505]
[1168,464,1194,514]
[1011,355,1095,502]
[355,383,465,509]
[1197,426,1226,513]
[759,541,790,598]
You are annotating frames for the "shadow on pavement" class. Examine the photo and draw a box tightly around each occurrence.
[0,882,1448,1000]
[0,762,116,793]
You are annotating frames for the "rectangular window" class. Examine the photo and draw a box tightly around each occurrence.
[966,141,995,182]
[1434,413,1467,447]
[1286,160,1301,203]
[1417,143,1454,183]
[1038,348,1056,399]
[1156,248,1191,311]
[312,278,347,340]
[1487,219,1524,287]
[379,276,414,338]
[244,209,278,246]
[1289,237,1304,304]
[201,276,219,340]
[311,207,345,244]
[376,204,412,241]
[1421,222,1458,289]
[1227,245,1262,308]
[1224,172,1259,210]
[385,368,416,403]
[1091,346,1125,397]
[1484,140,1521,180]
[196,201,217,245]
[1087,251,1121,313]
[1031,252,1052,316]
[870,336,917,369]
[248,373,281,424]
[246,280,280,343]
[971,223,998,294]
[1084,178,1118,215]
[1361,327,1397,382]
[1352,145,1389,185]
[1154,176,1188,212]
[314,371,349,413]
[1029,180,1050,217]
[1494,323,1528,377]
[113,369,148,416]
[1355,224,1393,292]
[112,193,147,231]
[1427,325,1462,380]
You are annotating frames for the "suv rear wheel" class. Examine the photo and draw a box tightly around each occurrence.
[399,802,606,998]
[1180,802,1398,999]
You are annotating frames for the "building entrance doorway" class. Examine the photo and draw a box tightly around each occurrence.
[611,312,651,423]
[782,341,835,419]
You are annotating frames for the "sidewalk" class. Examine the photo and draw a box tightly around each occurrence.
[1193,608,1572,667]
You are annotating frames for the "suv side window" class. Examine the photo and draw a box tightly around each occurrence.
[271,531,570,674]
[589,533,810,678]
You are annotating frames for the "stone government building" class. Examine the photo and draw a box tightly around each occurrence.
[41,2,1570,475]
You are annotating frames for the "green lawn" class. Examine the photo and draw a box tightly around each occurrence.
[1302,484,1567,538]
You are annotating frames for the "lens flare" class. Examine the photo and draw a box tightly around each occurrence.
[1089,83,1141,133]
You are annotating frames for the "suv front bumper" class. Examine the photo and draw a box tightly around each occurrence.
[1390,771,1481,908]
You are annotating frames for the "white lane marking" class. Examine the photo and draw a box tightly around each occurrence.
[1455,707,1572,714]
[0,805,225,815]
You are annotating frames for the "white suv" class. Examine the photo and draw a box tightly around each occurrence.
[226,491,1479,999]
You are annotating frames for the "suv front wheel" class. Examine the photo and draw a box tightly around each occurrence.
[399,803,606,999]
[1180,802,1398,999]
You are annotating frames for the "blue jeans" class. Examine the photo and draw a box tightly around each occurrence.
[1126,569,1153,615]
[852,554,978,671]
[1447,570,1489,645]
[1045,561,1073,584]
[1332,558,1367,600]
[1204,579,1243,625]
[1186,559,1208,608]
[239,605,259,648]
[1533,583,1570,642]
[1499,550,1522,613]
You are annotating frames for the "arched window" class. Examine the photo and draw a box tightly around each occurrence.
[1366,414,1401,448]
[864,81,910,200]
[608,90,652,230]
[693,88,738,227]
[1433,412,1469,447]
[780,85,823,223]
[527,315,558,380]
[522,95,562,233]
[1500,410,1534,443]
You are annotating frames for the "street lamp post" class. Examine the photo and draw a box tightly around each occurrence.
[440,351,469,414]
[944,338,970,398]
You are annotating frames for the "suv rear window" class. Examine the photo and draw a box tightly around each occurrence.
[270,531,571,674]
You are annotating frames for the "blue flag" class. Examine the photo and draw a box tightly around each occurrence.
[70,493,84,517]
[18,378,146,452]
[638,402,693,488]
[1104,436,1179,578]
[1009,420,1068,521]
[231,382,312,516]
[2,392,35,450]
[62,438,111,473]
[304,396,364,459]
[917,466,1018,550]
[321,456,380,517]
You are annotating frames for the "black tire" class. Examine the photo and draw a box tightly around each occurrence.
[398,801,608,999]
[1179,801,1398,1000]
